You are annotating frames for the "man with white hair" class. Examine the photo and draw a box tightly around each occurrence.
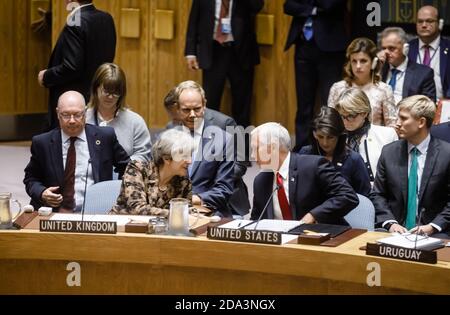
[379,27,436,104]
[250,122,358,225]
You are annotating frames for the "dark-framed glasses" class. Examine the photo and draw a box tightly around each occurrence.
[59,111,85,121]
[340,113,360,121]
[100,87,121,98]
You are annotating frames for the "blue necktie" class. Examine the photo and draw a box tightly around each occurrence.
[388,68,399,91]
[406,147,419,230]
[303,17,313,41]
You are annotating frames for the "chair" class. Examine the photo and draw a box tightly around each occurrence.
[344,194,375,231]
[83,180,122,214]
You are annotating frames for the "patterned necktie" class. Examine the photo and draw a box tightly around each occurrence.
[61,137,77,212]
[406,147,419,230]
[422,45,431,67]
[276,172,292,220]
[388,68,399,91]
[214,0,231,44]
[303,17,313,41]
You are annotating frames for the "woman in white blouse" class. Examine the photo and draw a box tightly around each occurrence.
[328,37,397,127]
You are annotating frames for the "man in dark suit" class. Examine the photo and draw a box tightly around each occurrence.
[250,122,358,225]
[379,27,436,104]
[173,81,235,217]
[184,0,264,127]
[431,122,450,143]
[372,95,450,238]
[408,5,450,100]
[38,0,116,130]
[24,91,129,212]
[284,0,348,150]
[164,87,251,217]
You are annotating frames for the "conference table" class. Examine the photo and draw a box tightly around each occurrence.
[0,223,449,294]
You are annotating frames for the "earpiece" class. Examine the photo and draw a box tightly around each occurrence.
[403,43,410,56]
[371,57,379,70]
[439,18,444,31]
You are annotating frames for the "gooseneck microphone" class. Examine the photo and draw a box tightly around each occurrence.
[81,159,91,223]
[253,184,281,230]
[414,207,426,250]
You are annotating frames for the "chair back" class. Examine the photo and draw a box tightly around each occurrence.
[83,180,122,214]
[344,194,375,231]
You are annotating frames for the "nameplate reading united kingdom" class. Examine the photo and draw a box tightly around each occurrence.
[40,220,117,234]
[365,243,437,264]
[207,226,282,245]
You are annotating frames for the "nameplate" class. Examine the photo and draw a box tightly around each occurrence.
[39,220,117,234]
[207,227,282,245]
[366,243,437,264]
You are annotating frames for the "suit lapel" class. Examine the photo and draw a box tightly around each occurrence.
[288,154,297,220]
[85,126,100,182]
[261,172,275,219]
[418,137,439,204]
[50,129,64,186]
[399,140,409,206]
[403,64,413,98]
[409,39,419,64]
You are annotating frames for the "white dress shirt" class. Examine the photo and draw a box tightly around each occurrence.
[417,37,442,99]
[387,57,408,105]
[272,152,290,220]
[61,129,94,211]
[214,0,234,41]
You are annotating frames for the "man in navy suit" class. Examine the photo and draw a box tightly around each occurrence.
[184,0,264,127]
[431,122,450,143]
[38,0,116,130]
[250,122,358,225]
[380,27,436,104]
[173,81,235,218]
[408,5,450,100]
[284,0,349,150]
[24,91,129,212]
[372,95,450,238]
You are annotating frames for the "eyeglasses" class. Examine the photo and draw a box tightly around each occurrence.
[59,111,85,121]
[339,113,360,121]
[100,87,121,98]
[417,19,437,25]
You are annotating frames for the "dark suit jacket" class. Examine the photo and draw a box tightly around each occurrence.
[184,0,263,69]
[44,5,116,126]
[408,36,450,98]
[204,108,251,215]
[298,146,371,197]
[381,60,436,102]
[284,0,348,51]
[190,121,235,217]
[371,137,450,233]
[431,122,450,143]
[23,124,129,210]
[250,153,359,225]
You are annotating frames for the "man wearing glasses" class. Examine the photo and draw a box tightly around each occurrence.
[408,5,450,100]
[24,91,129,212]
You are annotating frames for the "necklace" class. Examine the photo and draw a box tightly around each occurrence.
[158,185,168,192]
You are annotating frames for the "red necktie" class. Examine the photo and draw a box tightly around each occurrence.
[60,137,77,212]
[423,45,431,67]
[276,172,292,220]
[214,0,231,44]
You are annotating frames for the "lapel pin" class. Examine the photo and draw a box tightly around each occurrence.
[445,48,448,55]
[96,140,101,145]
[291,177,295,182]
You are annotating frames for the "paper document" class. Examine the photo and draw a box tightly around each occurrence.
[241,219,301,233]
[50,214,155,226]
[219,220,253,229]
[377,233,444,250]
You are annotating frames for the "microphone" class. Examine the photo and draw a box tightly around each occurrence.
[414,207,426,250]
[81,159,91,223]
[253,184,281,230]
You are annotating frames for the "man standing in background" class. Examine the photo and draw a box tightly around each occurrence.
[38,0,116,130]
[184,0,264,128]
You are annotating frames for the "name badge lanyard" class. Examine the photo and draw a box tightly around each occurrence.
[417,46,439,65]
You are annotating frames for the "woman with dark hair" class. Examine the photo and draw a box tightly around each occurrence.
[328,37,397,127]
[298,107,371,196]
[86,63,152,161]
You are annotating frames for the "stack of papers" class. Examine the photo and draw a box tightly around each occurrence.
[220,219,301,233]
[377,233,445,250]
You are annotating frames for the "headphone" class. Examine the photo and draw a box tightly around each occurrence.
[371,57,379,70]
[439,18,444,31]
[403,43,409,56]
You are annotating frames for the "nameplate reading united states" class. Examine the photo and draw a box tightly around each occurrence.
[207,227,282,245]
[40,220,117,234]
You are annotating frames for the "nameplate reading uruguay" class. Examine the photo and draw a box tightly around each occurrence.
[207,227,282,245]
[366,243,437,264]
[40,220,117,234]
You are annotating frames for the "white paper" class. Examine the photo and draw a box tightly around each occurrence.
[219,219,253,229]
[377,233,444,249]
[50,214,155,226]
[439,100,450,123]
[281,234,299,244]
[242,219,301,233]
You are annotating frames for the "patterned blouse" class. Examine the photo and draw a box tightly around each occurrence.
[110,160,192,216]
[328,80,397,127]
